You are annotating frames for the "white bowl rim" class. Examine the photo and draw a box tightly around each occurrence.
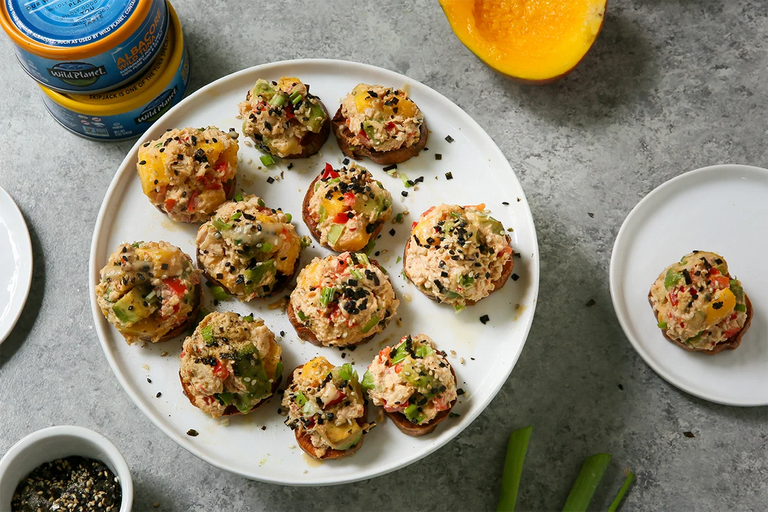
[0,425,133,511]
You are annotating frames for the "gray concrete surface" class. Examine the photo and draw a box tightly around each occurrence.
[1,0,767,510]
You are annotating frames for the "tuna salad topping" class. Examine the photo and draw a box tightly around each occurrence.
[308,162,393,251]
[340,83,424,153]
[137,126,238,223]
[363,334,457,425]
[404,204,513,309]
[650,251,748,350]
[238,77,327,158]
[96,241,201,343]
[180,312,282,418]
[282,357,371,457]
[290,252,399,347]
[196,195,302,301]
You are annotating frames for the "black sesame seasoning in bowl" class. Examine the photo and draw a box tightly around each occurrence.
[11,456,122,512]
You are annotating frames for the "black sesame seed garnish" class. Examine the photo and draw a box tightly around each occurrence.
[445,172,453,180]
[156,392,162,398]
[682,269,692,285]
[511,273,520,281]
[502,201,509,206]
[586,299,596,307]
[267,176,275,184]
[389,228,396,236]
[383,164,398,172]
[445,135,454,143]
[457,388,465,395]
[479,315,490,324]
[343,158,350,165]
[401,191,408,197]
[435,154,442,160]
[186,429,199,437]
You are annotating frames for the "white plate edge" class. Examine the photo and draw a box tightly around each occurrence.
[0,185,33,345]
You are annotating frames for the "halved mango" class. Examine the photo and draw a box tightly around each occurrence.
[440,0,607,83]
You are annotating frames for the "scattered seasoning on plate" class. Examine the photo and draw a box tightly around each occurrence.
[186,429,199,437]
[341,352,347,359]
[457,388,465,395]
[401,191,408,197]
[383,164,398,172]
[261,426,267,431]
[389,228,396,236]
[511,273,520,281]
[502,201,509,206]
[279,331,285,337]
[588,212,595,218]
[435,154,442,160]
[445,172,453,180]
[11,456,122,512]
[585,299,596,307]
[445,135,454,143]
[287,163,294,170]
[342,158,350,165]
[156,392,162,398]
[517,197,521,202]
[266,177,275,184]
[146,377,152,383]
[448,412,461,418]
[479,315,490,325]
[683,431,695,438]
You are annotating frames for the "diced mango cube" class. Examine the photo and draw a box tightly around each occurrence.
[705,288,736,327]
[301,357,335,386]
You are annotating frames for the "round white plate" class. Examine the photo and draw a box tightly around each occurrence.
[0,186,33,345]
[89,59,540,485]
[610,164,768,406]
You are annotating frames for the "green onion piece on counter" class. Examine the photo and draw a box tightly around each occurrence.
[735,303,747,312]
[607,471,635,512]
[260,154,276,166]
[357,252,371,266]
[319,287,336,307]
[201,325,214,345]
[562,453,612,512]
[360,314,380,333]
[243,315,254,322]
[285,213,292,223]
[400,172,412,188]
[210,286,230,301]
[234,193,244,202]
[657,321,667,329]
[297,310,308,321]
[295,391,307,406]
[269,94,286,107]
[213,218,231,231]
[260,242,274,253]
[496,425,533,512]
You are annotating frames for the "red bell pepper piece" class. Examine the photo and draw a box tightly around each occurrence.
[213,360,230,380]
[334,212,350,224]
[322,163,339,180]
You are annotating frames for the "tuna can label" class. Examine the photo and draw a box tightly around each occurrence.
[134,86,177,124]
[5,0,169,93]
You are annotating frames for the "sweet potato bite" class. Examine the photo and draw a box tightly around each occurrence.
[180,312,282,418]
[649,251,752,354]
[303,162,393,252]
[238,77,329,158]
[404,204,514,310]
[137,127,238,223]
[96,241,201,344]
[282,357,372,459]
[196,195,303,301]
[332,83,428,165]
[289,252,399,348]
[363,334,458,436]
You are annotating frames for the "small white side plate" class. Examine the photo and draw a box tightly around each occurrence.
[610,164,768,406]
[0,186,33,345]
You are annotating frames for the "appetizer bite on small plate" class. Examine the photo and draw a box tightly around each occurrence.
[282,357,372,459]
[95,241,201,344]
[362,334,457,436]
[288,252,399,348]
[649,251,753,354]
[332,83,428,165]
[196,195,303,301]
[179,312,282,417]
[137,127,238,223]
[303,162,393,252]
[238,77,329,159]
[404,204,514,311]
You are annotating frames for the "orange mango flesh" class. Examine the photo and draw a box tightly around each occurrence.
[440,0,607,82]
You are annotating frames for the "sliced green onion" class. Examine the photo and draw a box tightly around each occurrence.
[243,315,254,322]
[400,172,412,188]
[453,303,466,313]
[269,93,286,106]
[144,290,156,301]
[295,391,307,406]
[404,403,423,423]
[349,268,364,280]
[415,345,433,358]
[229,212,242,222]
[319,287,336,307]
[337,363,357,382]
[607,471,635,512]
[297,310,308,321]
[234,193,244,202]
[657,321,667,329]
[260,154,276,166]
[385,168,398,177]
[213,218,231,231]
[363,123,376,141]
[356,252,370,266]
[394,212,404,224]
[459,274,475,288]
[327,224,344,246]
[300,236,311,249]
[260,242,274,253]
[285,213,292,223]
[562,453,612,512]
[201,325,215,345]
[450,211,462,220]
[257,198,266,207]
[396,256,402,264]
[391,346,409,364]
[496,425,532,512]
[361,370,375,392]
[360,313,380,333]
[210,286,230,301]
[318,204,327,223]
[735,303,747,312]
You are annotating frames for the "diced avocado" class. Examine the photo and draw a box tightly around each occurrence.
[324,421,363,451]
[664,268,682,290]
[402,361,440,397]
[244,260,276,292]
[112,288,157,326]
[233,345,271,399]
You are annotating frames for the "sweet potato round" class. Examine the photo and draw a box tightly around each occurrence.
[247,102,331,159]
[154,177,237,220]
[128,282,202,343]
[331,107,428,165]
[195,249,297,302]
[179,371,281,417]
[384,364,458,437]
[284,366,368,460]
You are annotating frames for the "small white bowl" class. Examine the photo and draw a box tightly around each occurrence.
[0,426,133,511]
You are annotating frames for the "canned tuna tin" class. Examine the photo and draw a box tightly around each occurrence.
[39,2,188,141]
[1,0,169,93]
